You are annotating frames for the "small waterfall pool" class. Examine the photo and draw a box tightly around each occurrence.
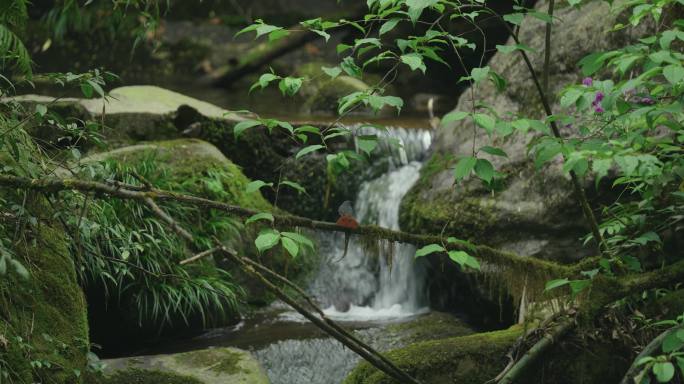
[143,125,435,384]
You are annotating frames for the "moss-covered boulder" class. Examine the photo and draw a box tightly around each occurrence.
[345,324,631,384]
[0,201,90,383]
[101,347,269,384]
[345,326,522,384]
[400,0,655,262]
[82,138,271,211]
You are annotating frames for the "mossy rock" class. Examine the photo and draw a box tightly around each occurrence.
[10,86,245,147]
[0,199,89,383]
[92,368,205,384]
[344,326,523,384]
[101,348,269,384]
[84,138,271,211]
[345,324,630,384]
[385,312,475,344]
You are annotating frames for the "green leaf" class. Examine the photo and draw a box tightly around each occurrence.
[80,82,93,98]
[281,232,315,249]
[245,212,275,225]
[279,77,303,96]
[246,180,273,194]
[368,95,404,113]
[250,73,279,93]
[405,0,439,22]
[415,244,445,258]
[473,113,496,133]
[561,88,584,108]
[294,125,321,135]
[10,259,29,280]
[357,135,378,156]
[87,80,105,98]
[653,362,675,383]
[663,332,684,353]
[279,180,306,194]
[35,104,47,117]
[379,18,401,35]
[448,250,480,270]
[471,66,490,83]
[474,159,495,183]
[454,156,477,181]
[534,141,563,168]
[489,71,507,92]
[322,66,342,79]
[281,237,299,258]
[569,279,591,296]
[496,44,535,54]
[255,230,281,253]
[234,120,262,139]
[442,111,469,124]
[503,13,525,25]
[341,57,362,78]
[663,64,684,85]
[401,53,426,73]
[480,146,508,158]
[545,278,570,291]
[296,144,326,159]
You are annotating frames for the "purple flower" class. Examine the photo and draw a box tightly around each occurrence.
[639,96,655,105]
[594,92,605,102]
[582,77,593,86]
[594,106,605,113]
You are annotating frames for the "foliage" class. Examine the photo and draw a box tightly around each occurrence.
[0,0,683,381]
[68,155,244,329]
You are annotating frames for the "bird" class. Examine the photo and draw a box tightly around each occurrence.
[335,200,358,261]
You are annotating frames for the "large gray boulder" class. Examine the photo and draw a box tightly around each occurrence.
[11,85,245,146]
[400,0,653,262]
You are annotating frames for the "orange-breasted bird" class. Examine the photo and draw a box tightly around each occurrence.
[336,201,358,260]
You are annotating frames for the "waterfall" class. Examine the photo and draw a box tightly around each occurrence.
[307,126,432,321]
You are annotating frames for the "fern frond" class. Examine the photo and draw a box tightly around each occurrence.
[0,23,32,77]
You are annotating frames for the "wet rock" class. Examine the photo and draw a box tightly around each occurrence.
[102,347,269,384]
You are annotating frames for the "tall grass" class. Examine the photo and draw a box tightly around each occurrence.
[69,153,246,329]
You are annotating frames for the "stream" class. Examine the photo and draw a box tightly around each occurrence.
[139,124,435,383]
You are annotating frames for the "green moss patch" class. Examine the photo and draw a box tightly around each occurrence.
[344,326,523,384]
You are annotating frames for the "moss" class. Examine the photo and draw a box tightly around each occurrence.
[344,325,523,384]
[173,348,243,375]
[98,347,269,384]
[95,369,204,384]
[386,312,475,344]
[97,139,271,211]
[0,198,89,384]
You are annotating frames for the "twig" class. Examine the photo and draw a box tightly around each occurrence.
[143,197,194,243]
[179,247,221,266]
[497,317,575,384]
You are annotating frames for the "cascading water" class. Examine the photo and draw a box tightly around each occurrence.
[311,161,428,320]
[145,125,435,384]
[256,126,433,383]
